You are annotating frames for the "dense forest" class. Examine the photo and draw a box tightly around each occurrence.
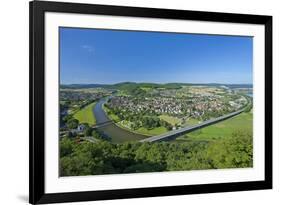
[60,131,253,176]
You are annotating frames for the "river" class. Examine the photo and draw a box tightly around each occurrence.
[246,93,253,97]
[93,98,147,143]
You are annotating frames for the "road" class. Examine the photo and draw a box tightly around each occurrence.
[80,136,100,143]
[140,109,244,142]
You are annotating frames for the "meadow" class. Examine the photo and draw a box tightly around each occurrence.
[177,111,253,142]
[73,102,96,125]
[159,115,181,126]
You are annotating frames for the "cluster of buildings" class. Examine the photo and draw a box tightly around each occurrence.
[107,96,187,117]
[228,96,248,110]
[107,87,248,121]
[60,89,114,114]
[60,90,106,102]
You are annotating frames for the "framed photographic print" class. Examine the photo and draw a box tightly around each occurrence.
[29,0,272,204]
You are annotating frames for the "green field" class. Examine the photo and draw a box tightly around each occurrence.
[73,102,96,125]
[159,115,181,126]
[140,87,153,91]
[115,120,168,136]
[102,105,120,122]
[135,126,167,136]
[159,115,199,127]
[186,118,200,125]
[177,112,253,142]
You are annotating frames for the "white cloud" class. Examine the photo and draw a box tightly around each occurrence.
[81,45,94,53]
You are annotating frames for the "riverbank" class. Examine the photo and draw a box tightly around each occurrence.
[73,102,96,125]
[102,104,168,136]
[93,98,147,143]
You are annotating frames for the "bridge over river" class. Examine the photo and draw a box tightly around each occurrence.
[140,109,244,142]
[87,97,247,143]
[92,120,115,129]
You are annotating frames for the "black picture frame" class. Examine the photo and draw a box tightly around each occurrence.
[29,0,272,204]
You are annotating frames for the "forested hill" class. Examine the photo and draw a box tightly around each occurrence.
[60,131,253,176]
[61,82,253,90]
[61,82,183,89]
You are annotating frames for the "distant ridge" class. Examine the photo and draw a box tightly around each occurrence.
[60,84,110,89]
[61,82,253,89]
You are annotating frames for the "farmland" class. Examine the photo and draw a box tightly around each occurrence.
[159,115,181,126]
[177,111,252,142]
[73,102,96,125]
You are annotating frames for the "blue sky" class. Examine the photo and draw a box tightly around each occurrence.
[60,27,253,84]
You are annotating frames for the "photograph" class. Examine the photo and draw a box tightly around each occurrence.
[59,27,253,177]
[28,1,272,203]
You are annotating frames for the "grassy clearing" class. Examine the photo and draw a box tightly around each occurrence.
[159,115,199,127]
[136,126,167,135]
[116,90,130,96]
[73,102,96,125]
[186,118,200,125]
[177,112,253,142]
[140,87,152,91]
[115,120,168,136]
[102,105,120,122]
[159,115,181,126]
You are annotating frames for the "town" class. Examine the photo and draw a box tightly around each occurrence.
[59,83,251,140]
[104,85,249,134]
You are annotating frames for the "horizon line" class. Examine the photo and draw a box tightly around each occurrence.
[60,82,253,85]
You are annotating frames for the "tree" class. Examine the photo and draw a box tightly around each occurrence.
[66,118,79,129]
[63,114,73,123]
[65,131,74,138]
[92,130,103,140]
[59,132,253,177]
[206,131,253,168]
[60,137,75,157]
[84,127,92,137]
